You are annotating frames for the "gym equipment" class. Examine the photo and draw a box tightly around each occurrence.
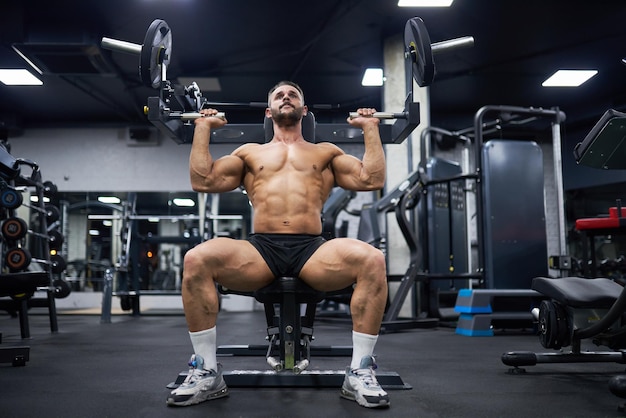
[471,106,567,289]
[204,278,410,389]
[356,167,458,331]
[415,127,478,319]
[102,16,473,144]
[409,106,566,331]
[0,271,51,344]
[1,216,64,249]
[404,17,474,87]
[4,247,66,274]
[575,202,626,278]
[0,181,56,211]
[499,101,626,409]
[501,276,626,369]
[0,186,23,209]
[482,139,548,289]
[573,109,626,169]
[164,128,411,388]
[101,19,171,89]
[0,143,64,337]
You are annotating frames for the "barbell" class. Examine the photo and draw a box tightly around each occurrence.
[405,16,474,87]
[102,19,172,89]
[102,17,473,130]
[346,17,473,120]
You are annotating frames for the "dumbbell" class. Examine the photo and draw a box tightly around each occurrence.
[22,203,61,224]
[4,247,66,273]
[0,182,58,210]
[1,217,64,250]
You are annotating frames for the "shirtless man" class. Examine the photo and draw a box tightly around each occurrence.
[167,81,390,409]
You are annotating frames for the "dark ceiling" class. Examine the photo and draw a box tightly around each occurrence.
[2,1,626,137]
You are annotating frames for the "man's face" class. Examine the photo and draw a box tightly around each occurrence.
[269,85,306,127]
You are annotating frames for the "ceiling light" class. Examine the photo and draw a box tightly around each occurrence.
[398,0,454,7]
[98,196,121,204]
[0,69,43,86]
[361,68,384,86]
[542,70,598,87]
[173,198,196,207]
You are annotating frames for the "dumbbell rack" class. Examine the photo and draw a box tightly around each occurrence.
[0,145,66,341]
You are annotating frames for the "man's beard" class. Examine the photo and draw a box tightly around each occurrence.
[271,105,303,128]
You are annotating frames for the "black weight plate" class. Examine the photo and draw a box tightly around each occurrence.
[5,247,32,271]
[553,301,571,348]
[140,19,172,89]
[404,17,435,87]
[50,254,67,274]
[42,181,58,197]
[53,278,71,298]
[1,217,28,240]
[538,300,555,349]
[45,204,60,224]
[0,188,23,209]
[48,229,64,250]
[539,300,568,349]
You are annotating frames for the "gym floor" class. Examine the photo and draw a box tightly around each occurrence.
[1,307,625,418]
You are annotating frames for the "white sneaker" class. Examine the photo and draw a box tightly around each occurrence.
[341,355,390,408]
[166,354,228,407]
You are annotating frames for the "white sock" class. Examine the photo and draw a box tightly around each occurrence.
[189,327,217,371]
[350,330,378,369]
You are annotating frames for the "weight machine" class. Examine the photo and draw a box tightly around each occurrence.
[499,107,626,410]
[100,17,473,146]
[102,16,475,387]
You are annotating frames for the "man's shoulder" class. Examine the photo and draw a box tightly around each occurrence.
[314,141,344,156]
[234,142,263,154]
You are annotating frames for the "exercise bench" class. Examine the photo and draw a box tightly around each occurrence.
[0,271,50,366]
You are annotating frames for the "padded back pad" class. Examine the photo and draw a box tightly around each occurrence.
[264,112,316,143]
[532,276,622,309]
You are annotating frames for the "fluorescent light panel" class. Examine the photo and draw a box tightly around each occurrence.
[173,198,195,207]
[98,196,121,204]
[542,69,598,87]
[398,0,454,7]
[0,69,43,86]
[362,68,384,86]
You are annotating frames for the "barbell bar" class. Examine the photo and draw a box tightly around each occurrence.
[345,18,474,120]
[348,111,408,120]
[143,108,226,121]
[101,19,172,89]
[404,17,474,87]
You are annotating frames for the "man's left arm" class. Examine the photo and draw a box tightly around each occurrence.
[331,109,386,191]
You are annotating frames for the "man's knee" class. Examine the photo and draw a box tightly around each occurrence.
[364,247,386,276]
[183,246,203,274]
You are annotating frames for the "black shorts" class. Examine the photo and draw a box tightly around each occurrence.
[247,233,326,278]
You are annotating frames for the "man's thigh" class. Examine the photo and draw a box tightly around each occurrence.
[193,237,275,292]
[299,237,377,292]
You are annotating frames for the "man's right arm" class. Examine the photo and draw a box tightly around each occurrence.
[189,112,245,193]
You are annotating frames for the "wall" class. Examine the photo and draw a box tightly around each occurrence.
[9,127,238,192]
